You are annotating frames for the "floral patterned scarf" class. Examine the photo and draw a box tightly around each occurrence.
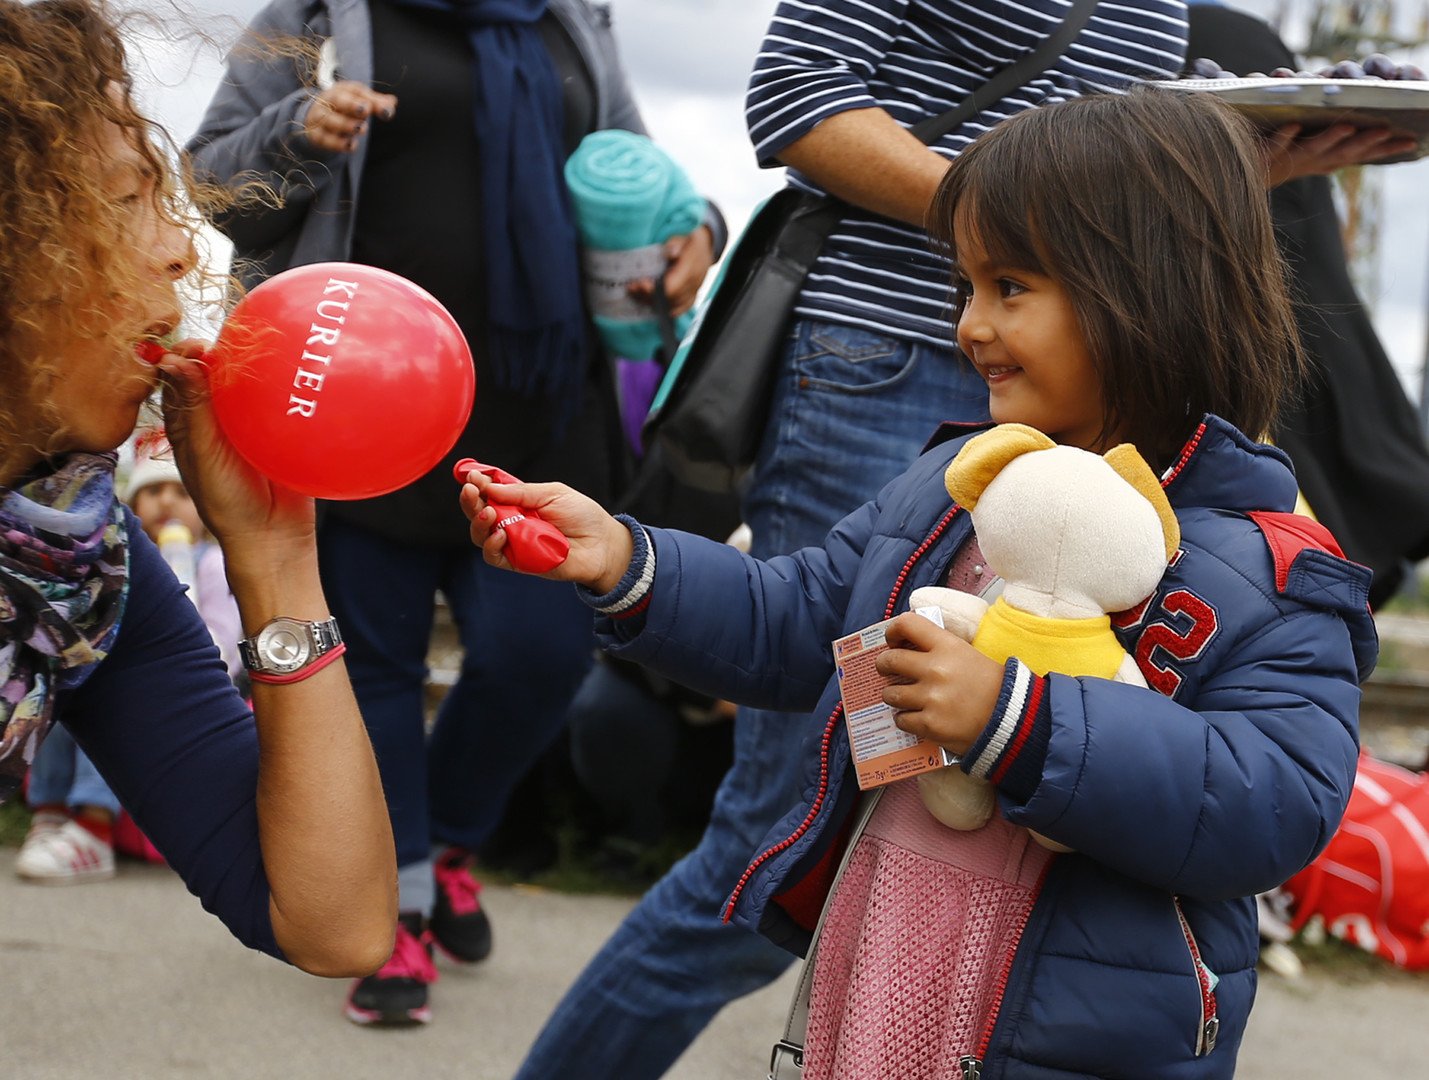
[0,452,129,802]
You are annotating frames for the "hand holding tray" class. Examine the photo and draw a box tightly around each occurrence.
[1157,77,1429,163]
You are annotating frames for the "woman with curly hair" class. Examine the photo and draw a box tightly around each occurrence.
[0,0,395,975]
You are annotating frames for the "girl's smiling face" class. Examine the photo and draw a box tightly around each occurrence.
[952,223,1109,452]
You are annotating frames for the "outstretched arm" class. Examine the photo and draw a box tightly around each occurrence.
[156,344,396,976]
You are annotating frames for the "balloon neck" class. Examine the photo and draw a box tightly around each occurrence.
[452,458,520,486]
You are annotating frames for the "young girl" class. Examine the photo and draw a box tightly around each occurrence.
[459,87,1374,1077]
[0,0,393,973]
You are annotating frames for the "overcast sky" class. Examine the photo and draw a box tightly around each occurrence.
[130,0,1429,404]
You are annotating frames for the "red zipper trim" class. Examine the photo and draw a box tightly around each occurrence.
[721,700,842,923]
[1160,420,1207,490]
[883,507,960,619]
[966,860,1054,1069]
[721,506,962,924]
[1173,896,1220,1056]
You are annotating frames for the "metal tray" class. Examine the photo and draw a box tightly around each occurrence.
[1156,78,1429,163]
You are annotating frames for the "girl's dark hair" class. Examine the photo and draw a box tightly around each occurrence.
[928,85,1305,469]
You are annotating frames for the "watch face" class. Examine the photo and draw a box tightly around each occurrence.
[257,621,313,673]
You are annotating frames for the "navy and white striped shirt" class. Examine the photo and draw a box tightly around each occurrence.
[746,0,1188,348]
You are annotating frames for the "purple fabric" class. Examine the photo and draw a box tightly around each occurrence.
[195,544,243,678]
[616,357,665,455]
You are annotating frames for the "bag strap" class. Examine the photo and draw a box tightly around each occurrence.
[768,790,883,1079]
[652,276,682,364]
[907,0,1101,146]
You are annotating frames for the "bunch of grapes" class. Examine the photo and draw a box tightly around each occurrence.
[1185,54,1427,81]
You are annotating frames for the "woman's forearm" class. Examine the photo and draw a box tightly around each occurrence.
[225,542,397,977]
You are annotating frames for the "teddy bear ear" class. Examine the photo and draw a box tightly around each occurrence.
[945,424,1055,509]
[1103,443,1181,560]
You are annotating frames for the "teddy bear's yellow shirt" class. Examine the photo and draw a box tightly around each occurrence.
[971,596,1127,680]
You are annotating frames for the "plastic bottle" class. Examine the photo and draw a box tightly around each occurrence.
[156,520,199,604]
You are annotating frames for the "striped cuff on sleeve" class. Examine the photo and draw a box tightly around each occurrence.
[577,514,655,620]
[961,659,1052,805]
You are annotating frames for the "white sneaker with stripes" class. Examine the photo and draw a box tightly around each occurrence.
[16,817,116,883]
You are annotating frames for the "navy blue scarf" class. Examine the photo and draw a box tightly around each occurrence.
[385,0,585,410]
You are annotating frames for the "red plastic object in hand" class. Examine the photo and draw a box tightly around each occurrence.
[453,458,570,573]
[135,340,167,365]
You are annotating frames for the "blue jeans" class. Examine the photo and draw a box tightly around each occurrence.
[317,518,596,915]
[26,723,121,814]
[516,319,988,1078]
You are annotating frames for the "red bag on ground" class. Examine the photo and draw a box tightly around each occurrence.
[1282,752,1429,969]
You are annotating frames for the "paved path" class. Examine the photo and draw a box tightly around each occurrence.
[3,852,1426,1078]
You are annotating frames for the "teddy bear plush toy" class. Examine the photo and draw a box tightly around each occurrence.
[910,423,1180,851]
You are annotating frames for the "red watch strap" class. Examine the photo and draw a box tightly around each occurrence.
[247,641,347,686]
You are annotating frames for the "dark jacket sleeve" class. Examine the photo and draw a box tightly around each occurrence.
[1185,4,1429,602]
[57,518,281,959]
[185,0,346,253]
[594,496,886,713]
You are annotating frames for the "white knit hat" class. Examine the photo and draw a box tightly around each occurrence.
[123,430,184,505]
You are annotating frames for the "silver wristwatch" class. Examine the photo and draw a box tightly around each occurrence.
[239,616,343,677]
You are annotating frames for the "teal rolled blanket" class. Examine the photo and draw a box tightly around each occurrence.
[564,130,705,361]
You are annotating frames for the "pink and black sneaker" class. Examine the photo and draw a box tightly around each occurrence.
[429,847,493,964]
[344,914,437,1026]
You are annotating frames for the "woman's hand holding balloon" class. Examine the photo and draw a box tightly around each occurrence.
[156,339,316,564]
[458,472,633,592]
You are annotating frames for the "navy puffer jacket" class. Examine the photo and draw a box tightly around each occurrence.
[597,415,1375,1078]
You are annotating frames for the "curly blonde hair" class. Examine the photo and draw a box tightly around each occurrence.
[0,0,200,481]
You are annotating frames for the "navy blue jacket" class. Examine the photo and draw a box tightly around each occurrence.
[598,416,1375,1077]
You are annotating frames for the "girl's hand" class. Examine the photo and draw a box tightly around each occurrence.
[876,612,1005,755]
[156,341,315,560]
[1260,122,1419,187]
[459,473,633,592]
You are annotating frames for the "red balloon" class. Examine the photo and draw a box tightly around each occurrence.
[451,459,570,573]
[209,263,475,500]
